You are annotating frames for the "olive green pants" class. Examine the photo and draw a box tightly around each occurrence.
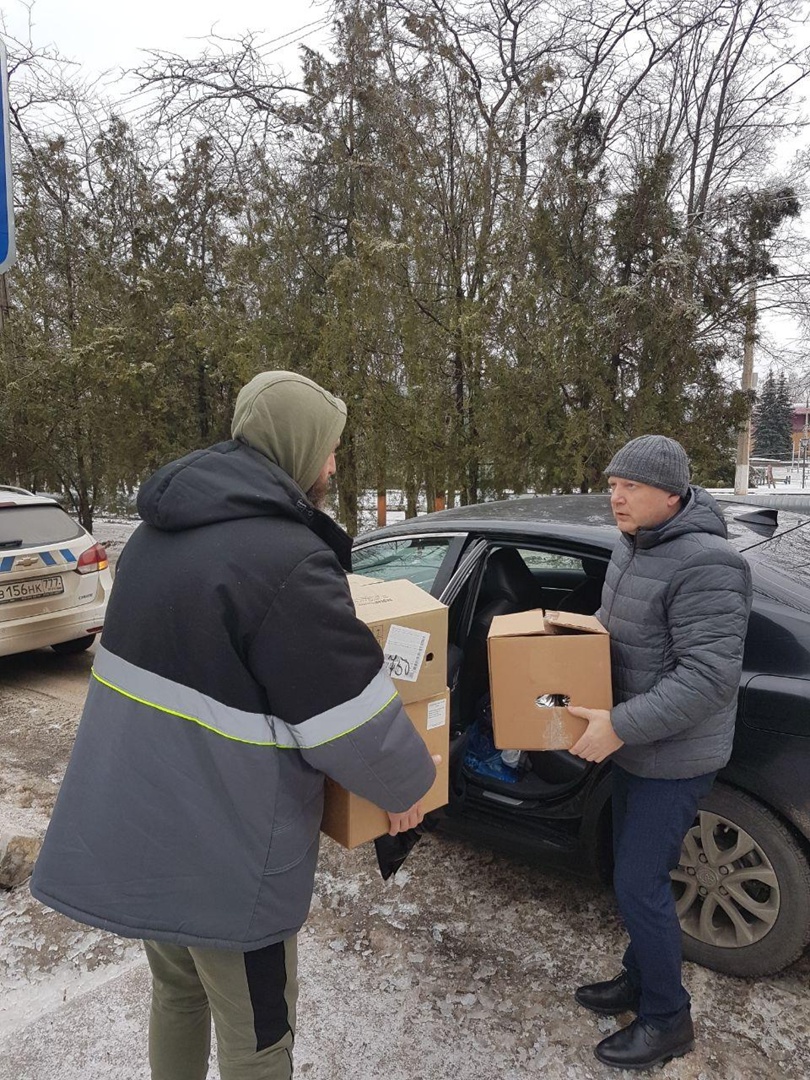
[143,937,298,1080]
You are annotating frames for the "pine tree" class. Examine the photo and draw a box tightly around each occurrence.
[753,370,793,459]
[776,373,796,459]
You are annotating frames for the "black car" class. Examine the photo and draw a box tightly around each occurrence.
[353,495,810,978]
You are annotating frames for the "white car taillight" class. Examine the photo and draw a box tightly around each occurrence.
[76,543,109,574]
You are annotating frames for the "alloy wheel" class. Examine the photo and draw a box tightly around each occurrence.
[672,810,780,948]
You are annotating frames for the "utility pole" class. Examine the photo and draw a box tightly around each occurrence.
[734,282,757,495]
[0,41,14,286]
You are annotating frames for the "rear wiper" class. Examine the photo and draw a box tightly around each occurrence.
[0,539,23,549]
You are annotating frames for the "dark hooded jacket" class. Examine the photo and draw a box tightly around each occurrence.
[31,441,435,949]
[597,486,753,779]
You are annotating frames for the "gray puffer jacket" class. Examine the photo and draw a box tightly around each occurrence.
[597,486,752,779]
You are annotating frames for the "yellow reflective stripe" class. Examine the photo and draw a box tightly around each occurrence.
[91,669,399,750]
[92,669,277,746]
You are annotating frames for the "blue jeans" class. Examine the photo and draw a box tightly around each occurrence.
[612,765,717,1029]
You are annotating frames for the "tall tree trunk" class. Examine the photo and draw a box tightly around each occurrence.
[338,428,360,537]
[425,473,436,514]
[198,361,210,439]
[74,475,93,533]
[405,475,418,519]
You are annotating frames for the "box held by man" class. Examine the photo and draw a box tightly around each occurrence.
[321,691,450,849]
[487,610,612,751]
[347,575,447,704]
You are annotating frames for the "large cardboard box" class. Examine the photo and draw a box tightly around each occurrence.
[347,575,448,704]
[487,610,612,751]
[321,691,450,849]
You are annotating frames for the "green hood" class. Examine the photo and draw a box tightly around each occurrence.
[231,371,346,494]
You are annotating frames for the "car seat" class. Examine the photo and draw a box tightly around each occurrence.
[461,547,545,717]
[475,546,545,623]
[560,556,606,615]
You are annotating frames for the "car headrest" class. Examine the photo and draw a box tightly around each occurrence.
[581,557,606,580]
[480,547,538,608]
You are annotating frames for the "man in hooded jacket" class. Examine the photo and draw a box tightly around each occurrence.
[31,371,437,1080]
[567,435,752,1071]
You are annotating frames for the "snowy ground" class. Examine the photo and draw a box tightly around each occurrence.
[2,825,809,1079]
[1,662,809,1079]
[709,482,810,500]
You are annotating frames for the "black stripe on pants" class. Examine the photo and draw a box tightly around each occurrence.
[244,940,292,1052]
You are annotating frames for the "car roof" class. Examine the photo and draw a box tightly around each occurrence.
[356,492,809,554]
[357,495,616,548]
[0,487,61,508]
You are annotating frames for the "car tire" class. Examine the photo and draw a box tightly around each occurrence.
[673,784,810,977]
[51,634,96,655]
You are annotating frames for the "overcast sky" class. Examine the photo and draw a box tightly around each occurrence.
[0,0,329,76]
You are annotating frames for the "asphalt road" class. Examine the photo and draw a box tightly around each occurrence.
[0,649,808,1079]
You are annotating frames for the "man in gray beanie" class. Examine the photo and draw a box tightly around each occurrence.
[32,370,437,1080]
[567,434,752,1070]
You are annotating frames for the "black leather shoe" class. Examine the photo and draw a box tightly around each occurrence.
[594,1014,695,1070]
[575,971,640,1016]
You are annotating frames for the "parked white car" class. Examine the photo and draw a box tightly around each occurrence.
[0,486,112,657]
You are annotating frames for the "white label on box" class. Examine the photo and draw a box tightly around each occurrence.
[426,698,447,729]
[383,624,430,682]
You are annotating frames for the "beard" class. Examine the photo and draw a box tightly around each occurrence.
[306,475,330,510]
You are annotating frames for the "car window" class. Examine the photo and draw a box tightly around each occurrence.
[0,505,84,549]
[352,537,452,590]
[517,549,583,571]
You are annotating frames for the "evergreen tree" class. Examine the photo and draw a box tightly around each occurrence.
[776,373,796,459]
[754,370,793,459]
[3,3,808,528]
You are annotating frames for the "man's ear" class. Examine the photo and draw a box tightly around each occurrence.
[667,493,682,511]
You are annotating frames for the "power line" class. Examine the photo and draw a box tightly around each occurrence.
[80,17,332,126]
[256,16,331,59]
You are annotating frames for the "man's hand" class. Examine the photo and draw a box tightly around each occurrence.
[567,707,624,762]
[386,754,442,836]
[387,803,425,835]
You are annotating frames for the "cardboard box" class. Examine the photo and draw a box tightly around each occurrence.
[321,691,450,849]
[347,575,448,704]
[487,610,612,751]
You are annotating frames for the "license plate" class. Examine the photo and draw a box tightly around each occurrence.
[0,575,65,604]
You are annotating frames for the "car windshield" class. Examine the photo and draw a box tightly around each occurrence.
[0,505,84,549]
[352,537,452,590]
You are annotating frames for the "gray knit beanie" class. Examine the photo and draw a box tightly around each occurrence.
[231,371,346,493]
[605,435,690,496]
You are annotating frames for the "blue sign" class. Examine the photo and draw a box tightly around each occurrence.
[0,40,15,274]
